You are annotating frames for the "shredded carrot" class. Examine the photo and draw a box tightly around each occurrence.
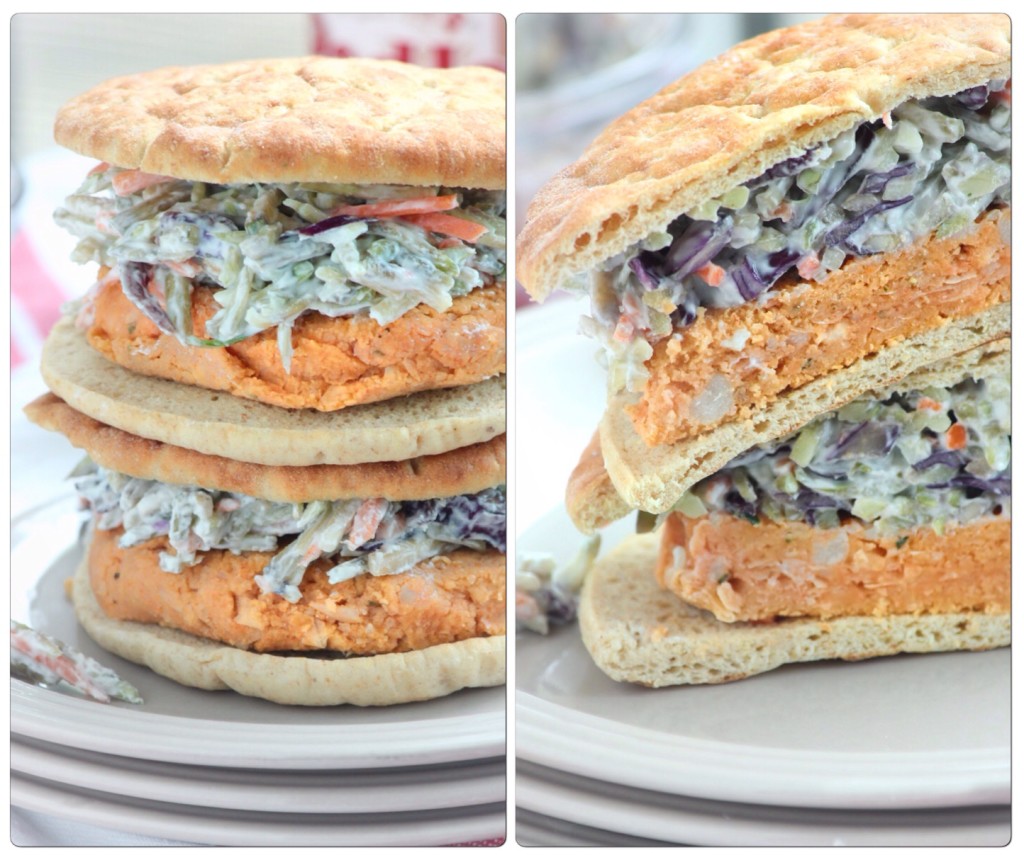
[992,80,1011,105]
[436,237,463,249]
[331,195,458,218]
[796,252,820,279]
[94,209,117,236]
[695,261,726,287]
[165,259,202,277]
[401,212,487,243]
[881,111,893,128]
[612,315,634,343]
[88,162,110,175]
[347,498,388,548]
[945,423,968,450]
[111,170,176,196]
[917,397,943,412]
[770,201,793,222]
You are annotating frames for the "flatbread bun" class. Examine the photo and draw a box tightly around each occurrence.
[518,13,1009,298]
[55,57,505,189]
[73,554,505,707]
[579,534,1009,687]
[601,321,1009,515]
[25,393,505,503]
[41,317,505,466]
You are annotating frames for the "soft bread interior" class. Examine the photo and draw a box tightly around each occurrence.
[579,534,1009,687]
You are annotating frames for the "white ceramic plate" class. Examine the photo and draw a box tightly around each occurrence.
[516,760,1010,846]
[515,301,1011,810]
[11,735,504,814]
[11,771,504,847]
[11,491,504,770]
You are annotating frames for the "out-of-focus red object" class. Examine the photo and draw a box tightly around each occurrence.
[312,14,505,71]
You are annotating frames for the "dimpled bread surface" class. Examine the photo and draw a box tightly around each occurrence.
[55,57,505,188]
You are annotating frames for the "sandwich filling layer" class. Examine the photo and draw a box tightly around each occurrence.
[83,276,505,411]
[57,167,506,371]
[657,512,1009,623]
[654,372,1010,622]
[582,82,1010,393]
[87,527,505,655]
[77,465,506,603]
[666,372,1009,535]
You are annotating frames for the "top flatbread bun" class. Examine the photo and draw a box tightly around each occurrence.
[518,13,1010,299]
[55,57,506,189]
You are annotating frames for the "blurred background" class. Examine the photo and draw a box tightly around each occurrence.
[515,13,818,300]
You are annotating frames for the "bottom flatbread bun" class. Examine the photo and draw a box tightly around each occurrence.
[579,534,1009,687]
[72,555,506,707]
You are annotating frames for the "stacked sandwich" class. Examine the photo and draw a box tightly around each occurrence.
[518,14,1009,685]
[26,57,507,705]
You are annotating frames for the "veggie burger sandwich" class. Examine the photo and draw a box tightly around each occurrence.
[26,57,507,705]
[517,14,1009,685]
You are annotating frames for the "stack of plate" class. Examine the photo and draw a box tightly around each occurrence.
[515,512,1010,847]
[11,495,505,846]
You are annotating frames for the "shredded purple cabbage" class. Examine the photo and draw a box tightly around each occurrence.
[118,261,175,334]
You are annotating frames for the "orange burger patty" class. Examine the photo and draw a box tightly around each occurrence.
[88,527,506,654]
[629,209,1010,446]
[656,511,1010,623]
[85,278,506,411]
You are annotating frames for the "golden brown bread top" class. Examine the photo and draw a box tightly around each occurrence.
[25,393,505,502]
[55,57,506,188]
[518,13,1010,299]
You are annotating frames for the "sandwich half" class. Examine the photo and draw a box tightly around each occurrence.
[25,388,506,706]
[53,57,506,411]
[518,14,1010,515]
[574,344,1009,685]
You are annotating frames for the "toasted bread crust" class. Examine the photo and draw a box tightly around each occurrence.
[85,279,506,412]
[88,527,505,655]
[565,432,632,533]
[629,209,1009,446]
[517,14,1009,298]
[55,57,505,189]
[657,512,1010,623]
[25,393,505,502]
